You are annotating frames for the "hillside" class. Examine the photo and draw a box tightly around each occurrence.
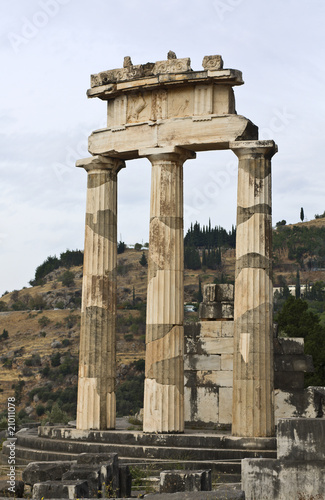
[1,218,325,425]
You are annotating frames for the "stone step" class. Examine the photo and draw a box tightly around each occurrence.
[40,426,277,451]
[119,458,242,475]
[12,432,276,463]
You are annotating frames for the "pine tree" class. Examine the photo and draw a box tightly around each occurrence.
[139,252,147,267]
[295,269,301,299]
[202,248,207,267]
[300,207,304,222]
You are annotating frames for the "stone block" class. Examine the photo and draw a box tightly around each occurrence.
[76,453,119,494]
[197,370,233,387]
[184,354,221,371]
[221,354,233,371]
[32,480,89,499]
[221,321,234,338]
[0,480,24,498]
[119,465,132,498]
[199,321,222,338]
[199,302,234,320]
[274,389,308,421]
[219,387,233,424]
[201,337,233,355]
[143,491,244,500]
[277,418,325,461]
[274,354,313,373]
[23,461,75,486]
[196,386,219,423]
[202,55,224,71]
[242,458,325,500]
[273,337,304,354]
[220,301,234,319]
[62,467,100,498]
[216,284,234,302]
[203,284,217,303]
[199,302,221,319]
[160,470,211,493]
[274,371,304,390]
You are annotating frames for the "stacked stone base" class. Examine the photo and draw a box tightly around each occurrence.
[242,419,325,500]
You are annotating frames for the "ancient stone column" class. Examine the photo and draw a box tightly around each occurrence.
[76,155,125,430]
[230,140,277,437]
[142,147,195,433]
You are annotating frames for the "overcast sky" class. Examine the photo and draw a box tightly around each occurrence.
[1,0,324,295]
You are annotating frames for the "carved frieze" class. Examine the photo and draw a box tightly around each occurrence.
[202,55,224,70]
[151,90,167,121]
[127,92,150,123]
[152,58,192,75]
[194,85,213,116]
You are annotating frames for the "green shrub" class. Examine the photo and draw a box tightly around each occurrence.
[60,249,84,268]
[18,409,28,420]
[45,402,70,424]
[24,354,41,367]
[29,294,47,310]
[3,358,12,369]
[133,359,145,372]
[36,404,46,416]
[55,301,65,309]
[60,270,75,287]
[38,316,51,328]
[40,331,46,337]
[61,339,70,347]
[58,356,78,376]
[0,329,9,340]
[13,380,25,404]
[40,364,51,377]
[116,374,145,417]
[117,241,126,254]
[22,367,33,376]
[50,352,61,367]
[64,314,78,329]
[11,301,25,311]
[124,334,134,342]
[139,252,147,267]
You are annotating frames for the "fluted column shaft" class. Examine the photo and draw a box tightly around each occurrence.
[230,140,277,437]
[76,155,125,430]
[143,148,195,433]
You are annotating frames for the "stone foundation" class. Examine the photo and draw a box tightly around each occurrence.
[242,418,325,500]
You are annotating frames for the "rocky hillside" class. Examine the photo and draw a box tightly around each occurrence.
[1,218,325,426]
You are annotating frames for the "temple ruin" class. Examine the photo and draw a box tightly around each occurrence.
[76,52,277,437]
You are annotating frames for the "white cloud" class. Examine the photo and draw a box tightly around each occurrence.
[1,0,325,294]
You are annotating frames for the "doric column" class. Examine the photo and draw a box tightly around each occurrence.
[230,140,277,437]
[76,155,125,430]
[141,147,195,433]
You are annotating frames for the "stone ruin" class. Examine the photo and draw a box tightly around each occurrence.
[75,52,277,437]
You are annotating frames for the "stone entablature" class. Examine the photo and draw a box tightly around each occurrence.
[86,53,257,158]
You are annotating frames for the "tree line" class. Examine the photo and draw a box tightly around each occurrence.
[29,249,84,286]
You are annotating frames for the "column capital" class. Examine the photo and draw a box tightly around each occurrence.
[76,155,125,173]
[229,140,278,159]
[138,146,196,163]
